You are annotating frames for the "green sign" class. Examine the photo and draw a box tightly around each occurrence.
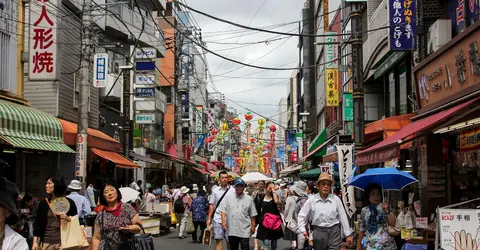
[296,132,303,138]
[343,93,353,121]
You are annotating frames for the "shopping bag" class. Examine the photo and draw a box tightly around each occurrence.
[60,215,89,249]
[187,215,195,233]
[171,212,178,225]
[202,229,211,245]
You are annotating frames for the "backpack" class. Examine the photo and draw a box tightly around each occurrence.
[174,195,185,213]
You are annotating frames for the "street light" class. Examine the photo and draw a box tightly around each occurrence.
[299,112,310,132]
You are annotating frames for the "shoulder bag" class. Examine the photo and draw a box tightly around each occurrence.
[211,187,230,220]
[127,225,154,250]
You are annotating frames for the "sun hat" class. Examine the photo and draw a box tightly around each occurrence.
[289,181,307,196]
[317,172,333,184]
[192,184,199,191]
[68,180,82,190]
[180,186,190,194]
[233,178,247,187]
[0,177,20,224]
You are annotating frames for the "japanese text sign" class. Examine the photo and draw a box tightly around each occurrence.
[324,0,329,31]
[195,106,203,134]
[135,87,156,98]
[326,68,339,107]
[343,93,353,121]
[388,0,416,50]
[325,32,339,68]
[135,47,157,59]
[93,53,108,88]
[135,74,155,85]
[135,113,155,124]
[336,145,356,218]
[438,208,480,249]
[29,0,60,81]
[459,127,480,151]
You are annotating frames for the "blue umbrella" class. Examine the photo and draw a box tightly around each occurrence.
[348,167,418,191]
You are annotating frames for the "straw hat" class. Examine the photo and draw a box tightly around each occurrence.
[317,172,333,184]
[180,186,190,194]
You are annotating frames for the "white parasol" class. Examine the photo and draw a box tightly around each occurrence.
[241,172,273,183]
[119,187,140,203]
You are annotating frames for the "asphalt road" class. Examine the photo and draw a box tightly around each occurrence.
[154,227,292,250]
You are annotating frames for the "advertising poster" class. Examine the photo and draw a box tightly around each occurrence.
[438,208,480,249]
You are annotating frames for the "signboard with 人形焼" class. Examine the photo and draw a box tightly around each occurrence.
[29,0,60,81]
[438,208,480,249]
[326,68,339,106]
[388,0,416,50]
[93,53,108,88]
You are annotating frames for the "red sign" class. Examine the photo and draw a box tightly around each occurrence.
[291,151,298,163]
[355,146,400,166]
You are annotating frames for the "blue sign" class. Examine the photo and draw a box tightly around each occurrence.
[136,62,156,71]
[389,0,416,50]
[194,134,205,153]
[286,130,297,152]
[96,58,106,80]
[135,87,155,98]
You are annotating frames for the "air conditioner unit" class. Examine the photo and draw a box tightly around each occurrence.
[428,19,452,55]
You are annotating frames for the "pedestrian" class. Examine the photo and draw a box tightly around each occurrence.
[289,181,309,250]
[66,180,92,225]
[32,176,78,250]
[251,180,266,250]
[297,173,353,250]
[245,182,256,195]
[256,181,283,250]
[357,183,397,250]
[191,184,199,199]
[0,177,29,250]
[92,181,143,250]
[219,179,257,250]
[174,186,192,239]
[86,184,97,210]
[172,184,182,201]
[143,188,156,203]
[206,171,235,250]
[190,189,209,243]
[14,193,36,247]
[129,180,143,197]
[284,181,307,250]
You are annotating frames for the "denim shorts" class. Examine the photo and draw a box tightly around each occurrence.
[213,221,229,241]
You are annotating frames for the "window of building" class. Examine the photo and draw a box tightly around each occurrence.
[399,64,408,115]
[388,72,396,116]
[365,93,380,121]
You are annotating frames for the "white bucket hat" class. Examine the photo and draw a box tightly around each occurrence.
[68,180,82,191]
[192,184,199,191]
[289,181,307,196]
[180,186,190,194]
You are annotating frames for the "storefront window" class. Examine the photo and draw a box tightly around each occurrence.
[388,72,396,116]
[399,64,407,114]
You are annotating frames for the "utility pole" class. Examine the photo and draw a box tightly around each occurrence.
[120,66,133,160]
[351,3,365,152]
[75,0,93,187]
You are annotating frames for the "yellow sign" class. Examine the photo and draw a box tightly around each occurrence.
[459,127,480,151]
[326,68,339,106]
[323,0,329,31]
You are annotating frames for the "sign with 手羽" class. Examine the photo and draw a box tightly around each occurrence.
[93,53,108,88]
[388,0,416,50]
[29,0,60,81]
[135,113,155,124]
[135,47,157,59]
[343,93,353,121]
[325,32,338,68]
[326,68,339,106]
[135,87,156,98]
[438,208,480,249]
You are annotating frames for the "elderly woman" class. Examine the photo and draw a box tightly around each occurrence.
[298,173,353,250]
[0,177,29,250]
[283,181,307,250]
[33,176,77,250]
[357,183,397,250]
[92,181,143,250]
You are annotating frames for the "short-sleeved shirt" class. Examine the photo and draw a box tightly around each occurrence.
[219,192,257,238]
[94,203,137,248]
[209,186,234,223]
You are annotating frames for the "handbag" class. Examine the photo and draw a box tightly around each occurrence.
[60,215,89,249]
[127,225,155,250]
[287,219,298,232]
[262,213,282,231]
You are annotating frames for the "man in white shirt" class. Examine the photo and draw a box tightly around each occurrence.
[297,173,353,250]
[66,180,91,225]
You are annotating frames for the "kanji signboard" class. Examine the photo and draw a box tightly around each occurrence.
[438,208,480,249]
[29,0,59,81]
[388,0,416,50]
[326,68,339,106]
[93,53,108,88]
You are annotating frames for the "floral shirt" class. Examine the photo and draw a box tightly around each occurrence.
[191,196,209,222]
[94,203,137,249]
[359,204,397,250]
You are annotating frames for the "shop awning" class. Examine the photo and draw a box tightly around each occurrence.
[129,151,160,164]
[279,164,303,175]
[355,97,480,166]
[365,113,414,139]
[0,99,75,153]
[146,148,205,168]
[91,148,139,169]
[192,167,210,175]
[199,161,217,171]
[304,136,337,160]
[59,119,121,152]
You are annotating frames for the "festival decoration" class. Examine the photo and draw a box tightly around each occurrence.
[245,112,253,121]
[212,128,218,136]
[270,125,276,133]
[221,122,229,131]
[232,117,241,125]
[258,118,265,126]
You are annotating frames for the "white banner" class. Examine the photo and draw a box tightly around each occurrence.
[195,106,203,133]
[438,208,480,249]
[337,144,356,218]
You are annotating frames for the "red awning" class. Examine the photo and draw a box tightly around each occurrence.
[199,161,217,171]
[192,167,210,175]
[355,97,480,166]
[91,148,139,169]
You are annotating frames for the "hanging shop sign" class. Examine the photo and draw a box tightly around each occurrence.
[135,113,156,124]
[326,68,339,106]
[355,146,400,166]
[438,208,480,249]
[325,32,339,68]
[459,127,480,151]
[323,0,329,31]
[75,134,87,178]
[195,106,203,133]
[135,87,156,98]
[388,0,416,50]
[336,144,356,217]
[135,74,155,85]
[29,0,60,81]
[93,53,108,88]
[414,24,480,111]
[343,93,353,121]
[135,47,157,59]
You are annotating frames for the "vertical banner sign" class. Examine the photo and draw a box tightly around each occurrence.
[323,0,329,31]
[325,32,338,68]
[195,106,203,134]
[336,144,356,218]
[29,0,60,81]
[326,68,339,106]
[343,93,353,121]
[94,53,108,88]
[389,0,416,50]
[181,93,190,120]
[75,134,87,179]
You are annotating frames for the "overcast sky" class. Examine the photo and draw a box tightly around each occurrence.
[186,0,341,127]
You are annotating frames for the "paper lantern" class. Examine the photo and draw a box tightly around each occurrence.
[258,118,265,126]
[245,112,253,121]
[212,128,218,135]
[270,125,277,132]
[250,137,256,143]
[221,123,229,131]
[232,117,241,125]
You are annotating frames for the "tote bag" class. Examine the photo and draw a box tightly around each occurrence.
[60,215,89,249]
